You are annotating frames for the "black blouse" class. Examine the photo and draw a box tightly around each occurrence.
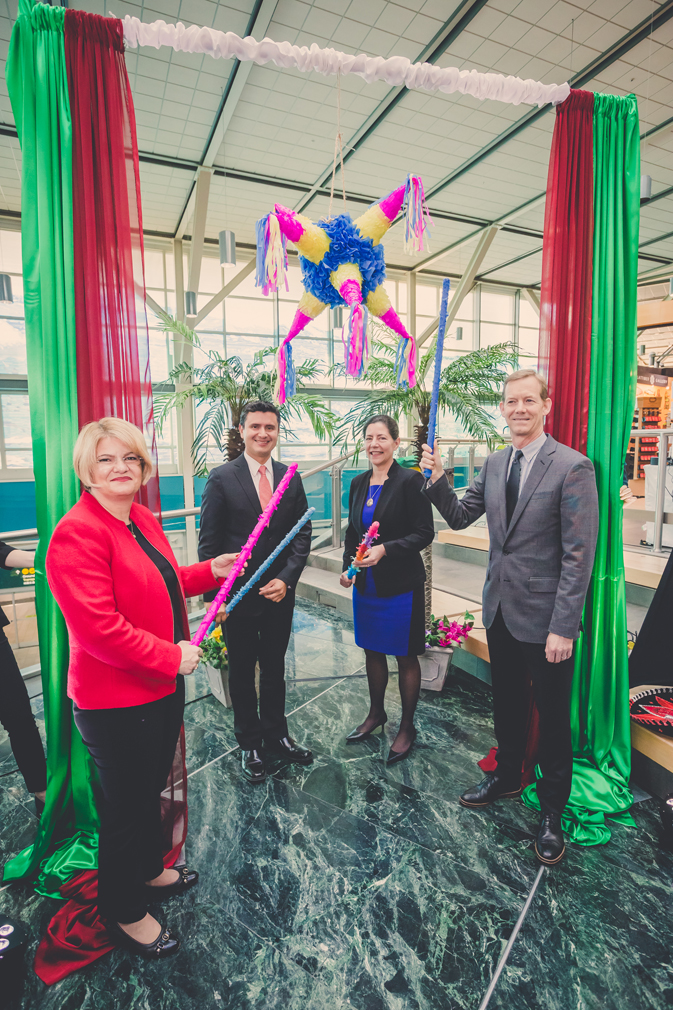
[127,522,184,644]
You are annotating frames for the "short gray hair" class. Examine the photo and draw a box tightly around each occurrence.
[502,369,549,401]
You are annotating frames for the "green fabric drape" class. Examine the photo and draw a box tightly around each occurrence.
[524,93,640,845]
[3,0,98,893]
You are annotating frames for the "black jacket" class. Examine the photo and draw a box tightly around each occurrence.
[343,461,434,598]
[198,454,311,607]
[0,541,13,628]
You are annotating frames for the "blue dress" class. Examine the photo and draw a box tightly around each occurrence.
[352,493,424,657]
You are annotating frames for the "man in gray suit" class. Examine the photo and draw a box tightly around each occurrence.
[421,369,598,865]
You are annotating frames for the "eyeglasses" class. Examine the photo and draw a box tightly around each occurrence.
[95,455,143,468]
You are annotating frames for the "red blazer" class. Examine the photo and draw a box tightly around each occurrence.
[46,492,219,710]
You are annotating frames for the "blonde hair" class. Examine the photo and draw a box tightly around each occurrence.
[74,417,153,489]
[502,369,549,401]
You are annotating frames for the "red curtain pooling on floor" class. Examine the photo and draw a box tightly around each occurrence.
[64,9,160,513]
[538,89,595,455]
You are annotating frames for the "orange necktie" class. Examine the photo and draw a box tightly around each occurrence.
[258,464,273,511]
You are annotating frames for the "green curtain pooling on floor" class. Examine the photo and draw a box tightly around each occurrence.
[3,0,99,893]
[524,93,640,845]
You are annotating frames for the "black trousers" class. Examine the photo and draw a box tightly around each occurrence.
[73,676,184,924]
[223,591,293,749]
[486,606,574,815]
[0,627,47,793]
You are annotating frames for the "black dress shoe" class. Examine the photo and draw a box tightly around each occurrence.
[346,713,387,743]
[144,865,199,902]
[535,812,565,865]
[459,772,522,808]
[241,749,267,783]
[386,726,417,765]
[265,736,313,765]
[105,920,180,959]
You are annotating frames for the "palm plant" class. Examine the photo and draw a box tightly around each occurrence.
[153,311,338,475]
[335,326,518,460]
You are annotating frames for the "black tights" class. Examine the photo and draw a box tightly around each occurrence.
[361,650,421,750]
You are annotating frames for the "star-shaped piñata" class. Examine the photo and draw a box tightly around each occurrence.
[256,175,432,404]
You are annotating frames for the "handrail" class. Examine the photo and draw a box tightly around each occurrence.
[301,448,358,479]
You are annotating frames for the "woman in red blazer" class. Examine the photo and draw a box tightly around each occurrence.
[47,417,239,961]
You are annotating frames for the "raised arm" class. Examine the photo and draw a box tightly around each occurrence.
[420,441,487,529]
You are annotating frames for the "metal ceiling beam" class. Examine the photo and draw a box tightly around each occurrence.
[417,225,500,347]
[187,167,213,297]
[424,0,673,204]
[292,0,491,215]
[192,259,257,327]
[522,289,540,315]
[174,0,279,238]
[477,244,543,280]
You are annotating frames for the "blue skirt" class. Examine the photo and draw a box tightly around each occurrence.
[353,570,425,657]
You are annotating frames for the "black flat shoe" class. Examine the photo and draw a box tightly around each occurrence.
[265,736,313,765]
[386,727,417,765]
[105,919,180,959]
[459,773,522,808]
[346,714,388,744]
[535,812,565,865]
[144,865,199,902]
[241,748,267,783]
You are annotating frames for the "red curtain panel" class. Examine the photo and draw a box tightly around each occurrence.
[64,9,160,513]
[538,88,595,455]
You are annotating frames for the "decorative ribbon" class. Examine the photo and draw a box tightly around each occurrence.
[191,462,299,646]
[122,17,570,107]
[423,277,450,478]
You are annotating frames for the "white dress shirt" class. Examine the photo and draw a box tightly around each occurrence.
[506,431,548,495]
[244,451,276,503]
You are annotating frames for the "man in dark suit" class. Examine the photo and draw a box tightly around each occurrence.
[421,370,598,865]
[198,400,313,783]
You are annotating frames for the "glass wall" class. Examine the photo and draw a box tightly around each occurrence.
[0,228,541,495]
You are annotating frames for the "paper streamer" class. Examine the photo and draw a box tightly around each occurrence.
[423,278,450,480]
[122,17,570,108]
[191,462,299,646]
[346,520,380,579]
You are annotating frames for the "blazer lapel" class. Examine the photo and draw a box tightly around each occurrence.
[231,454,260,515]
[496,448,510,540]
[505,436,556,538]
[352,472,369,537]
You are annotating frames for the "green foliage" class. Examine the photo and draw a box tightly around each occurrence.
[333,322,518,457]
[153,312,339,475]
[200,626,228,670]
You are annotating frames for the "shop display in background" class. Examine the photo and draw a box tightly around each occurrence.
[626,367,673,491]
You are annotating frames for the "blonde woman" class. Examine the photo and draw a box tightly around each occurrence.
[47,418,240,959]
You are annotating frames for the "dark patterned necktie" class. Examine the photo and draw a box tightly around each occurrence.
[506,449,524,526]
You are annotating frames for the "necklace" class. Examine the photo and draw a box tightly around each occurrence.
[366,484,383,508]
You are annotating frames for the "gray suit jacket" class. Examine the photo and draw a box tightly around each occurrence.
[424,435,598,644]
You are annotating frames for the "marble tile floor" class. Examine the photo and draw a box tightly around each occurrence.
[0,598,672,1010]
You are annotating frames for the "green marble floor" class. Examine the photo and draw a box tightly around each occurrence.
[1,598,672,1009]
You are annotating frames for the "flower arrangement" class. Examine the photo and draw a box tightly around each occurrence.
[199,624,228,671]
[425,611,474,650]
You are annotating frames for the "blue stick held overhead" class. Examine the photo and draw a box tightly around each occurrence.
[423,277,451,479]
[212,507,315,622]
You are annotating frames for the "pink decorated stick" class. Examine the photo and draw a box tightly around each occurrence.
[191,462,299,646]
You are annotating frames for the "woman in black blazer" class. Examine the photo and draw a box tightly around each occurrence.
[340,416,434,763]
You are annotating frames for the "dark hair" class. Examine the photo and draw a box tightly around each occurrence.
[240,400,280,429]
[363,414,399,440]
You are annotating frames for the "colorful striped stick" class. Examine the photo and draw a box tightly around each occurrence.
[423,277,450,479]
[191,462,299,646]
[346,520,380,579]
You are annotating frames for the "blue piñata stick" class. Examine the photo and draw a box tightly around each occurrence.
[423,278,451,479]
[218,507,315,619]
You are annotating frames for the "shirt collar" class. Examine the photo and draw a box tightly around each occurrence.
[244,451,272,476]
[516,431,547,462]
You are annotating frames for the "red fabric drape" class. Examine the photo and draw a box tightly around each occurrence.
[538,89,595,455]
[65,10,160,513]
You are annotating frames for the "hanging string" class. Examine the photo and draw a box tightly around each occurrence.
[327,69,347,220]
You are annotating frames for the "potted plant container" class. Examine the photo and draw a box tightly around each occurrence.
[419,611,474,692]
[199,623,232,708]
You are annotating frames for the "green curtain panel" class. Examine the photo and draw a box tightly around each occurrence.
[3,0,98,892]
[524,93,640,845]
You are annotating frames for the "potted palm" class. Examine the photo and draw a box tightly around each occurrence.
[421,611,474,691]
[154,311,339,473]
